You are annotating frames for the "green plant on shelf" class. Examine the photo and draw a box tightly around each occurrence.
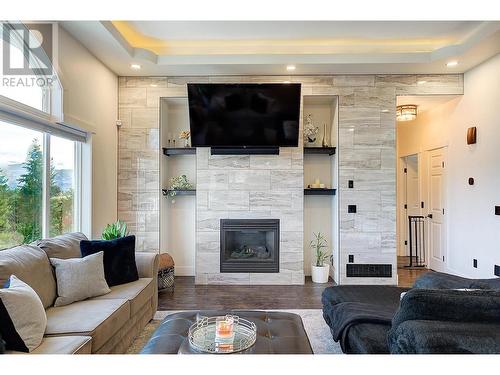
[166,175,194,200]
[102,220,129,240]
[310,232,330,267]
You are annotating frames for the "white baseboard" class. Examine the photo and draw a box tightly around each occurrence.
[174,266,195,276]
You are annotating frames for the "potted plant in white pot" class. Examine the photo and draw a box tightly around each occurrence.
[310,232,330,283]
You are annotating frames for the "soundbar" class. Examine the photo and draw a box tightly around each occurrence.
[210,147,279,155]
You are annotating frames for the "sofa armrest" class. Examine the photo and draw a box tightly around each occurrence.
[393,289,500,328]
[388,320,500,354]
[135,252,159,279]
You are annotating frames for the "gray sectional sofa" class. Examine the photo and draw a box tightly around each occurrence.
[0,232,159,354]
[322,272,500,354]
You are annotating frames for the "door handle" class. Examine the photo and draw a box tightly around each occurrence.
[427,214,433,219]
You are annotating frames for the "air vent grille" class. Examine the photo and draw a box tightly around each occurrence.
[346,264,392,278]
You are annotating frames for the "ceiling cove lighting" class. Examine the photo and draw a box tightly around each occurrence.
[396,105,418,122]
[130,63,142,70]
[446,61,458,67]
[286,65,296,71]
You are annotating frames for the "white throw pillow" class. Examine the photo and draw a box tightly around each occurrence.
[0,275,47,352]
[50,251,111,307]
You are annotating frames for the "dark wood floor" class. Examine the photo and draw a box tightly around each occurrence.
[158,268,430,310]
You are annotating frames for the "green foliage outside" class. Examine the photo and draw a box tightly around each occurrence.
[0,139,73,249]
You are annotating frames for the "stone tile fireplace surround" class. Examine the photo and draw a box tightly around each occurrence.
[195,148,304,284]
[118,74,463,285]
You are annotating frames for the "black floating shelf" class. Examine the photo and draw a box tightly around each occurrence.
[304,188,336,196]
[304,147,336,156]
[163,147,196,156]
[162,189,196,196]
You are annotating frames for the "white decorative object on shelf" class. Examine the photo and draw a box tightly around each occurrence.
[304,114,319,144]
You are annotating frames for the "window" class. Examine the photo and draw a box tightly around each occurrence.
[0,121,81,249]
[0,22,87,249]
[50,135,77,237]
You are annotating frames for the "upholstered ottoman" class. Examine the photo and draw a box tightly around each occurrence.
[140,310,313,354]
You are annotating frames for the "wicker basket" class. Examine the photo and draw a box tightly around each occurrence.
[158,266,174,291]
[158,253,175,291]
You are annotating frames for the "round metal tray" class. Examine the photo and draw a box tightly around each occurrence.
[188,315,257,354]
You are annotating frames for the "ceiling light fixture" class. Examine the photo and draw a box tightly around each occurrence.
[130,63,141,70]
[396,105,417,122]
[381,109,390,113]
[446,61,458,68]
[286,65,296,71]
[417,80,427,85]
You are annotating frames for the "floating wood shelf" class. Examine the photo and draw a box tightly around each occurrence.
[304,188,336,196]
[163,147,196,156]
[162,189,196,196]
[303,147,336,155]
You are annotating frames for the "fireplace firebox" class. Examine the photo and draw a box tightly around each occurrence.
[220,219,279,273]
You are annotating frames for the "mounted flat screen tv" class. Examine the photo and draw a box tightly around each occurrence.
[187,83,301,148]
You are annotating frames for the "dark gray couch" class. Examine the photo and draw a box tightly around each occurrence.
[322,272,500,354]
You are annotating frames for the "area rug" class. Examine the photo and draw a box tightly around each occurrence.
[127,309,342,354]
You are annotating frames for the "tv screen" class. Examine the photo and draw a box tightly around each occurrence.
[187,83,301,147]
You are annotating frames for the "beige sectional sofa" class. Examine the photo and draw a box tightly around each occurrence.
[0,232,159,354]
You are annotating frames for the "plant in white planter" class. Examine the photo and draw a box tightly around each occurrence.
[310,232,330,283]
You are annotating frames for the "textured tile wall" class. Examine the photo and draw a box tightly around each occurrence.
[118,74,463,285]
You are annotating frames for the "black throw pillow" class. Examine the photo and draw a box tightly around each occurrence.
[0,334,5,354]
[80,235,139,287]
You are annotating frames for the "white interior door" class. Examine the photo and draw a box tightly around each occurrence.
[427,147,447,272]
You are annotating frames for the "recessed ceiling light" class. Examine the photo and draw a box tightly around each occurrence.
[446,61,458,68]
[130,63,141,70]
[417,80,427,85]
[283,81,291,84]
[286,65,296,71]
[150,84,158,87]
[381,109,390,113]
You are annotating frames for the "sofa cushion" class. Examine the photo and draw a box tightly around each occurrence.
[45,298,130,352]
[80,236,139,287]
[0,276,47,352]
[6,336,92,354]
[0,244,56,308]
[36,232,88,260]
[50,252,111,307]
[93,278,154,316]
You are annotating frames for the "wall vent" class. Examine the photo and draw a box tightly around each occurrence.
[346,264,392,278]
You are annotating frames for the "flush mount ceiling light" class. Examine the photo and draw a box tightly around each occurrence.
[396,105,418,122]
[286,65,296,71]
[130,63,141,70]
[446,61,458,67]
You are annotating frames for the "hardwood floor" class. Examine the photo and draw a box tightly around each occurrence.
[158,269,429,310]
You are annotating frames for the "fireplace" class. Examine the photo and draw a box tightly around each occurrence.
[220,219,279,273]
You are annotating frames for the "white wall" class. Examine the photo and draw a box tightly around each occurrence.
[57,26,118,239]
[398,53,500,278]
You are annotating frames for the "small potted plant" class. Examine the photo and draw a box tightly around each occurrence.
[102,220,129,240]
[310,232,330,283]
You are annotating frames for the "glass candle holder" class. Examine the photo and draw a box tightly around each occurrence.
[215,315,235,345]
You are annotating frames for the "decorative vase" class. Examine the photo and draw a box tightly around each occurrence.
[322,123,329,147]
[311,264,330,283]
